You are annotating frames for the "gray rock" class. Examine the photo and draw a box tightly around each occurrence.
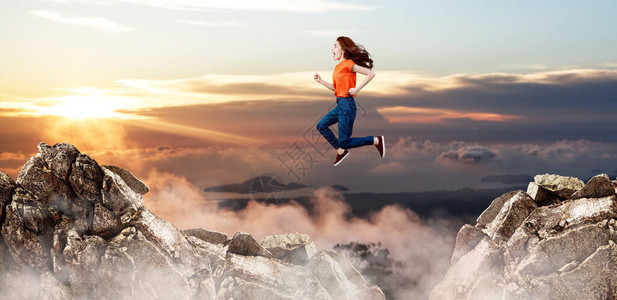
[526,182,561,206]
[0,172,16,220]
[101,165,149,195]
[226,232,273,258]
[476,190,521,226]
[101,167,142,225]
[433,173,617,300]
[322,250,366,289]
[571,174,616,200]
[183,228,228,245]
[217,253,331,300]
[533,173,584,199]
[91,202,123,237]
[1,197,53,272]
[483,191,537,244]
[429,236,505,300]
[451,224,486,264]
[68,153,104,203]
[1,142,380,299]
[16,153,73,203]
[37,142,80,181]
[39,271,75,300]
[306,250,356,300]
[259,233,317,264]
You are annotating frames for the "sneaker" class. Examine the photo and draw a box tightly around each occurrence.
[333,149,349,166]
[375,135,385,157]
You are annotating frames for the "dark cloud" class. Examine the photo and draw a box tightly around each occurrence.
[438,146,498,163]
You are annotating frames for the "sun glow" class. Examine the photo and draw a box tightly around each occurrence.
[34,94,142,119]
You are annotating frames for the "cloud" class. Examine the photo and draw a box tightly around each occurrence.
[139,169,458,299]
[176,20,245,27]
[438,145,499,164]
[0,152,27,161]
[113,0,374,13]
[515,139,617,160]
[29,10,133,33]
[377,106,524,124]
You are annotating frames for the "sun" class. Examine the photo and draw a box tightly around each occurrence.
[36,94,136,119]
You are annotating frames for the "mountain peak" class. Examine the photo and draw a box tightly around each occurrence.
[431,173,617,299]
[0,142,384,299]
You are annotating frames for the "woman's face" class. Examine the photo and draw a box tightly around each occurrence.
[331,40,344,60]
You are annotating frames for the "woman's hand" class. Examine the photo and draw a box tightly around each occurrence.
[348,87,359,96]
[314,73,322,83]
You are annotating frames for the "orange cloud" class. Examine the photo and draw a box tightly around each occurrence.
[376,106,524,124]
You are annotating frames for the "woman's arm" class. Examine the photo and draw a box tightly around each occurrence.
[349,65,375,95]
[314,73,335,91]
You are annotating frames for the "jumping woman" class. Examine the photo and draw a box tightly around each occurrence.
[314,36,385,166]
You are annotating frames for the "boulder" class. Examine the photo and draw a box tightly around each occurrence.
[101,165,149,195]
[37,142,79,181]
[526,182,561,206]
[226,232,273,258]
[431,174,617,300]
[183,228,228,245]
[571,174,616,200]
[306,250,357,300]
[533,173,584,199]
[483,191,537,244]
[259,233,317,264]
[451,224,486,264]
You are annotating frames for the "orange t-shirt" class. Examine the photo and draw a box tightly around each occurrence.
[333,59,356,97]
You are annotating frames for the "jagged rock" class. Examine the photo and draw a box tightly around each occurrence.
[533,173,584,199]
[432,174,617,300]
[430,236,505,300]
[571,173,615,200]
[69,153,104,203]
[217,252,350,299]
[39,271,75,300]
[101,167,142,225]
[1,195,53,272]
[183,228,228,245]
[226,232,273,258]
[91,202,123,237]
[322,249,367,290]
[37,142,80,181]
[101,165,149,195]
[259,233,317,264]
[0,143,382,299]
[451,224,486,264]
[476,190,521,226]
[306,250,357,299]
[0,172,16,220]
[526,182,561,206]
[16,153,73,203]
[483,190,537,244]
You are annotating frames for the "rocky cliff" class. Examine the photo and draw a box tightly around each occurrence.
[0,142,385,300]
[430,173,617,300]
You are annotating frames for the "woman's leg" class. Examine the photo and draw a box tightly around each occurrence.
[316,105,340,150]
[337,98,375,149]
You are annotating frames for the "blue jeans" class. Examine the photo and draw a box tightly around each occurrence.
[316,96,374,150]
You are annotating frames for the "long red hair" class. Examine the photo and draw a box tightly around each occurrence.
[337,36,374,70]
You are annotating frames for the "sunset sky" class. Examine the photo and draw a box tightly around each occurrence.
[2,0,617,195]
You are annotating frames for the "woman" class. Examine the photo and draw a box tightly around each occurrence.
[314,36,385,166]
